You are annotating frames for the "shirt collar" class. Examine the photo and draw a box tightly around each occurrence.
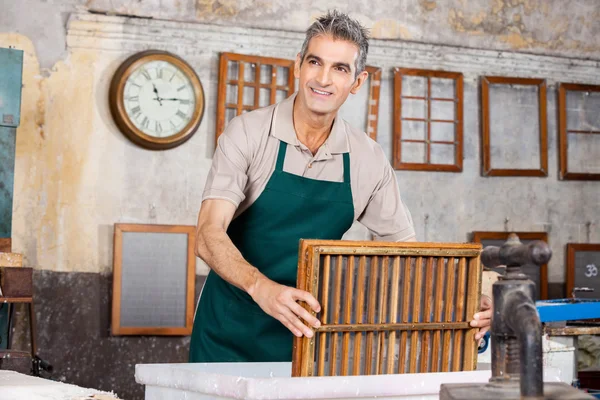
[271,92,350,155]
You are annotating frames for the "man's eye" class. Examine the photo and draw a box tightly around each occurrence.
[309,60,318,65]
[336,67,348,73]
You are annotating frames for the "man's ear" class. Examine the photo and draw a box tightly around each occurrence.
[350,70,369,94]
[294,53,302,79]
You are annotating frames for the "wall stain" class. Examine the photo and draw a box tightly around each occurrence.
[447,0,595,52]
[196,0,239,18]
[419,0,438,12]
[372,19,412,39]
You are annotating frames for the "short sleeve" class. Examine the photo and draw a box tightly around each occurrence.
[358,160,416,242]
[202,117,251,208]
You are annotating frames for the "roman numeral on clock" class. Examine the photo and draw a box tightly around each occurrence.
[141,69,151,80]
[131,106,141,119]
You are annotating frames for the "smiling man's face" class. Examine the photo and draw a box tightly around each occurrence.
[294,34,368,117]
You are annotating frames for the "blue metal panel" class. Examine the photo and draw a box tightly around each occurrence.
[0,47,23,350]
[536,299,600,323]
[0,126,16,238]
[0,47,24,128]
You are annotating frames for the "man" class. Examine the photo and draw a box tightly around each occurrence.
[190,10,491,363]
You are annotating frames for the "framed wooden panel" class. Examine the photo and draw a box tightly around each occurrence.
[111,223,196,336]
[566,243,600,299]
[215,52,295,142]
[481,76,548,177]
[365,66,382,140]
[292,240,482,377]
[339,66,382,140]
[558,83,600,180]
[393,68,463,172]
[472,231,548,300]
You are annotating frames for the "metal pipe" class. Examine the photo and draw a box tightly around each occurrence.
[505,289,543,399]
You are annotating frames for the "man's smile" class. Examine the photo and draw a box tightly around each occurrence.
[310,87,333,96]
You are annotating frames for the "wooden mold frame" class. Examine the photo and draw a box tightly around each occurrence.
[558,83,600,181]
[566,243,600,298]
[215,52,296,142]
[292,240,482,377]
[481,76,548,177]
[364,66,382,141]
[112,223,196,336]
[393,68,464,172]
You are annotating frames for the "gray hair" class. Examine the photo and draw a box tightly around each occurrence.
[299,10,370,78]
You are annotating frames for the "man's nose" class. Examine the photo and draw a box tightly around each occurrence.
[316,67,333,87]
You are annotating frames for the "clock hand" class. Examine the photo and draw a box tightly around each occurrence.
[160,98,182,101]
[152,83,163,106]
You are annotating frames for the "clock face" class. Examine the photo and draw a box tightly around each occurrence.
[123,60,196,138]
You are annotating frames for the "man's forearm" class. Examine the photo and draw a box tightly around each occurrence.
[196,224,262,295]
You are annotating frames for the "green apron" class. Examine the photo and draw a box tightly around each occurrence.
[189,120,355,362]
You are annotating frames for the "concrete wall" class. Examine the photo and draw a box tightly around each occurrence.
[1,2,599,399]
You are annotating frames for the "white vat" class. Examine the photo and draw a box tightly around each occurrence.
[135,362,562,400]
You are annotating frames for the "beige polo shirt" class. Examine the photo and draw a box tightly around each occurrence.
[203,93,416,242]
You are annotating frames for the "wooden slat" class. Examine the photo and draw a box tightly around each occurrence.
[398,257,412,373]
[451,257,467,371]
[340,256,355,376]
[305,240,482,251]
[236,62,245,115]
[463,256,481,370]
[253,62,261,107]
[431,257,446,372]
[352,256,367,375]
[270,66,278,105]
[420,257,435,372]
[426,78,431,163]
[409,257,423,373]
[317,255,331,376]
[315,321,471,332]
[386,256,401,374]
[364,256,379,375]
[328,256,343,376]
[366,66,382,140]
[300,245,317,376]
[441,257,456,372]
[376,257,390,374]
[291,240,309,377]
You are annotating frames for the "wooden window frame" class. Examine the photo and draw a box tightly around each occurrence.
[364,66,382,141]
[566,243,600,297]
[481,76,548,177]
[215,52,295,142]
[558,83,600,181]
[393,68,463,172]
[472,231,548,299]
[111,223,196,336]
[292,240,482,377]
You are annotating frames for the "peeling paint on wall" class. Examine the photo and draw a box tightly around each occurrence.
[371,19,413,40]
[446,0,598,53]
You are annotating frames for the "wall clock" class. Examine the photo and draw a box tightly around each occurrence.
[109,50,205,150]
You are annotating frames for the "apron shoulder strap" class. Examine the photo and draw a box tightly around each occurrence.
[275,140,287,172]
[342,152,350,184]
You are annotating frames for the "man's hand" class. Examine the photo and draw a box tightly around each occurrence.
[249,275,321,338]
[470,294,492,341]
